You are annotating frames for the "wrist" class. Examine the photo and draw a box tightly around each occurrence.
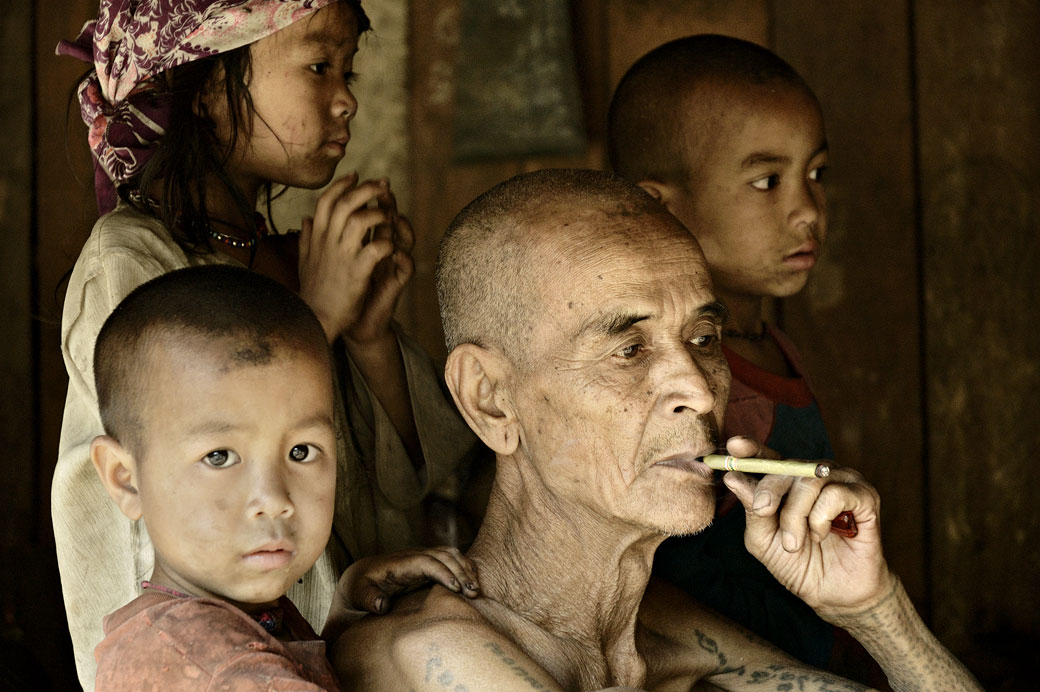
[343,328,398,363]
[821,570,904,632]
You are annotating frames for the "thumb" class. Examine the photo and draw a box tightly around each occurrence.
[354,580,391,614]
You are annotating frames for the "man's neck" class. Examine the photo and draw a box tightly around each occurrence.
[467,466,663,688]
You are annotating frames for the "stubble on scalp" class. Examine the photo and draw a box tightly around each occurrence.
[436,169,669,370]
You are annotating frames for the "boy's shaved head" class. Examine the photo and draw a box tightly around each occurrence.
[608,34,811,186]
[94,265,329,455]
[437,168,663,365]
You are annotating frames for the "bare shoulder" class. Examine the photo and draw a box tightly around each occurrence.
[332,586,564,692]
[638,579,867,691]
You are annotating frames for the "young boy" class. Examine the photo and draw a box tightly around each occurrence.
[89,265,478,690]
[608,35,880,681]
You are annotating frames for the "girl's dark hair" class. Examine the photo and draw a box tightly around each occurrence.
[120,0,372,254]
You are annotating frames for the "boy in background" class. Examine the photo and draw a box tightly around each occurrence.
[89,265,478,690]
[608,34,880,682]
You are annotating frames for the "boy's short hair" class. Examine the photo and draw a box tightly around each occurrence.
[94,265,328,455]
[608,34,811,186]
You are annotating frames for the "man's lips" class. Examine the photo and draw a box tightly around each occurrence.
[653,453,714,479]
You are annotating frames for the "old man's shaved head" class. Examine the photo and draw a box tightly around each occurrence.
[436,168,669,366]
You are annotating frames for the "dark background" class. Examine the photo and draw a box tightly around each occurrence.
[2,1,1037,689]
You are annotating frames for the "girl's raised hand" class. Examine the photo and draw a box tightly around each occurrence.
[345,183,415,347]
[298,173,412,343]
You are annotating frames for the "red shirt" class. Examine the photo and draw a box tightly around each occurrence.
[95,590,341,690]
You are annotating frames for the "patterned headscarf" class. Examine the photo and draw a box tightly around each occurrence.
[58,0,337,215]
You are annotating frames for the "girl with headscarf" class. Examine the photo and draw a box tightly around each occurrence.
[54,2,478,687]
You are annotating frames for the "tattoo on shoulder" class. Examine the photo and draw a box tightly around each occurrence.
[418,641,550,692]
[484,641,550,690]
[693,629,866,691]
[423,650,469,692]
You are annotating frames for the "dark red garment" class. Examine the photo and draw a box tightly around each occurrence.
[95,590,341,691]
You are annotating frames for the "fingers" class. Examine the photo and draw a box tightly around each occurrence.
[356,581,392,615]
[721,440,874,552]
[776,476,829,551]
[724,435,781,460]
[312,172,360,233]
[326,185,393,246]
[421,546,480,597]
[360,547,480,607]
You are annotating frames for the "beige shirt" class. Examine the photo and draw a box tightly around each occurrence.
[53,205,479,690]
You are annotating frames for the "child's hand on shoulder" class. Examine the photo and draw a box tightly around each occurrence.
[298,173,414,344]
[322,546,479,640]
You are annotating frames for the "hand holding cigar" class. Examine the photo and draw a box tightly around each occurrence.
[702,454,858,538]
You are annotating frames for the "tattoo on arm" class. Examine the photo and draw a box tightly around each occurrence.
[484,641,550,690]
[693,628,867,691]
[417,641,550,691]
[423,652,469,692]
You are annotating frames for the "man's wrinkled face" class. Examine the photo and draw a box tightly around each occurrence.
[511,208,731,536]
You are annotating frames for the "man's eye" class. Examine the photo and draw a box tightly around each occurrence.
[750,174,780,191]
[309,62,331,75]
[691,333,718,348]
[616,343,644,359]
[203,449,240,468]
[809,165,828,183]
[289,444,318,463]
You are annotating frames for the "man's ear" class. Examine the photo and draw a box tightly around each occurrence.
[637,179,680,212]
[444,344,519,456]
[90,435,143,521]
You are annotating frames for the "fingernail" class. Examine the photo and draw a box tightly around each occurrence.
[374,596,385,613]
[466,581,479,592]
[752,491,772,512]
[450,577,460,590]
[782,530,798,552]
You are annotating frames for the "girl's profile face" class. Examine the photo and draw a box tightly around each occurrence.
[207,1,360,192]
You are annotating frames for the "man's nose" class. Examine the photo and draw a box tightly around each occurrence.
[247,462,294,519]
[655,345,718,417]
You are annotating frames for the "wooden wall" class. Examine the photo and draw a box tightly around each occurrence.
[2,1,1035,689]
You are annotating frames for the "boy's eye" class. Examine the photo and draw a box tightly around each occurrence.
[202,449,240,469]
[809,165,828,183]
[751,174,780,191]
[344,70,358,85]
[309,62,331,75]
[289,444,318,463]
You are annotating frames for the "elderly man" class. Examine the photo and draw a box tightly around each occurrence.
[332,169,979,691]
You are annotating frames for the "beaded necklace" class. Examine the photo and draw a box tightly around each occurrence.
[126,190,269,250]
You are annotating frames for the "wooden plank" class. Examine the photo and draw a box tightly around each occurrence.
[35,0,99,538]
[408,0,603,359]
[606,0,770,90]
[31,2,99,688]
[914,0,1040,680]
[773,1,927,610]
[0,0,35,550]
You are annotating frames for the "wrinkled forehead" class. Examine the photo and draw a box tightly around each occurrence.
[527,207,715,333]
